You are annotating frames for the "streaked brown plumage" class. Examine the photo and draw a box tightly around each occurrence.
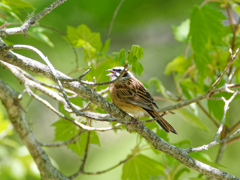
[107,67,177,134]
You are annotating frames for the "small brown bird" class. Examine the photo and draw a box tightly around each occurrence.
[106,67,177,134]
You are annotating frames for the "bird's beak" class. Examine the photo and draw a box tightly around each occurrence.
[106,69,113,76]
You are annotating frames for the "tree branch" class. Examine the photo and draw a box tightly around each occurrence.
[0,79,69,180]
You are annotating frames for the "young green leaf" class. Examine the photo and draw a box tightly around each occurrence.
[67,24,102,51]
[164,55,190,75]
[28,27,54,47]
[172,19,190,43]
[127,45,144,75]
[117,49,126,62]
[122,154,164,180]
[131,45,144,60]
[131,59,144,76]
[102,38,111,53]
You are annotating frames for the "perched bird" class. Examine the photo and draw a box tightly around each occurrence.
[106,66,177,134]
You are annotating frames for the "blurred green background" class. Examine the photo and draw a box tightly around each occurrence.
[1,0,240,179]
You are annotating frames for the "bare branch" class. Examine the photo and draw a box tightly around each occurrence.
[39,130,83,147]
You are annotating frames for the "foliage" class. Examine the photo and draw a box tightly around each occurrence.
[1,0,240,180]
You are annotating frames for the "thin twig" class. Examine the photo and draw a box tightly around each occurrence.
[39,130,83,147]
[59,64,128,86]
[105,0,125,41]
[214,90,238,141]
[69,129,91,179]
[206,47,240,94]
[187,129,240,153]
[25,84,120,132]
[79,154,134,176]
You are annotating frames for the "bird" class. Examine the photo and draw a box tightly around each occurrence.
[106,66,177,134]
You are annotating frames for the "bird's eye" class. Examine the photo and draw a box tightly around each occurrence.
[122,72,128,77]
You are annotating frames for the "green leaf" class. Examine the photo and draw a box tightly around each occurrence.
[68,131,100,157]
[175,109,208,132]
[156,129,169,142]
[127,45,144,75]
[131,59,144,76]
[58,103,70,117]
[173,139,192,148]
[51,119,78,141]
[131,45,144,60]
[2,0,34,9]
[148,77,168,98]
[122,154,164,180]
[102,38,111,53]
[1,0,34,22]
[164,55,190,75]
[117,48,126,62]
[190,5,226,77]
[67,24,102,51]
[172,19,190,42]
[207,99,224,121]
[174,167,190,180]
[181,78,204,100]
[28,27,54,47]
[233,3,240,16]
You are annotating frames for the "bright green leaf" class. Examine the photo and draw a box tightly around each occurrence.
[67,132,88,157]
[68,131,100,157]
[156,129,169,142]
[1,0,34,22]
[122,154,164,180]
[181,78,205,100]
[102,38,111,53]
[233,3,240,16]
[190,5,226,77]
[28,27,54,47]
[67,24,102,51]
[131,45,144,60]
[174,167,190,180]
[207,99,224,121]
[164,55,190,75]
[117,48,126,62]
[173,139,191,148]
[90,131,101,147]
[131,59,144,76]
[175,108,208,132]
[2,0,34,9]
[172,19,190,42]
[51,119,78,141]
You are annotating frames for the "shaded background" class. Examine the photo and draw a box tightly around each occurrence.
[1,0,240,179]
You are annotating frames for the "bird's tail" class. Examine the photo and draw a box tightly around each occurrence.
[144,109,177,134]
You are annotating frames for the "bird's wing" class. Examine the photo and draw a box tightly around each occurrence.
[114,77,158,110]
